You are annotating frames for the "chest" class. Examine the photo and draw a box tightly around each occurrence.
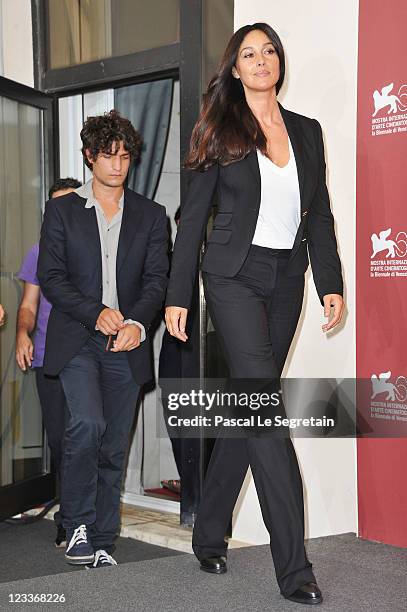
[257,151,300,207]
[263,127,290,168]
[96,201,121,225]
[218,128,318,209]
[64,204,148,276]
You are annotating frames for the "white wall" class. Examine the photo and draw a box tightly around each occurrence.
[232,0,358,542]
[0,0,33,86]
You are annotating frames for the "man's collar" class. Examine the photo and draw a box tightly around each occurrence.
[75,179,124,210]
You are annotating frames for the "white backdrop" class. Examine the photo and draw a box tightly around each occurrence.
[232,0,358,542]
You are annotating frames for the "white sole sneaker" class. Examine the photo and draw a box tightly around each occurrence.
[65,553,95,565]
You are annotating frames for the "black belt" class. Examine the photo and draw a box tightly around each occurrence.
[249,244,292,258]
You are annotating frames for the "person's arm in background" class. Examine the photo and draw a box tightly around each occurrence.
[0,304,5,326]
[16,283,40,371]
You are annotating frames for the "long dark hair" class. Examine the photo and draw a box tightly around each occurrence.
[185,23,285,170]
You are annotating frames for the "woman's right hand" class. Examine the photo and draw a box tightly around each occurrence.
[165,306,189,342]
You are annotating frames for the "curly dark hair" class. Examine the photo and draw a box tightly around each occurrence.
[48,177,82,199]
[80,109,143,170]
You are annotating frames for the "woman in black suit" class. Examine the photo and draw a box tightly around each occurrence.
[165,23,344,605]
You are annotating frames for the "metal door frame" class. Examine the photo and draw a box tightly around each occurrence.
[0,76,55,520]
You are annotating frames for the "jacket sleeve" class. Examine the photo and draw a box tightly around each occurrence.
[165,163,219,309]
[307,120,344,305]
[126,206,169,330]
[37,199,106,328]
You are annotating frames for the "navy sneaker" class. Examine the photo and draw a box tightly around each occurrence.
[65,524,94,565]
[86,549,117,569]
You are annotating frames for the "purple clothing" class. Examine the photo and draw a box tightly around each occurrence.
[17,244,52,368]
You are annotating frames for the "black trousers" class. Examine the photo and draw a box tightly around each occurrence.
[160,330,200,519]
[35,367,66,528]
[192,245,316,596]
[59,333,140,552]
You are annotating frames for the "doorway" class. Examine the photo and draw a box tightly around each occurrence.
[57,79,181,512]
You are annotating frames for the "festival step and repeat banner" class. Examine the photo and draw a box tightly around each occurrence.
[356,0,407,546]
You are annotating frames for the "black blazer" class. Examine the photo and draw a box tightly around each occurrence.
[165,104,343,309]
[37,187,169,385]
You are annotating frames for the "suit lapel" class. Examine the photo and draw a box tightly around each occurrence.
[75,196,103,277]
[280,104,306,212]
[246,104,306,214]
[116,188,144,274]
[246,149,261,192]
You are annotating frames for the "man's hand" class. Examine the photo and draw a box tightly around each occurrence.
[110,324,141,352]
[16,332,34,371]
[165,306,188,342]
[96,308,125,335]
[0,304,5,326]
[322,294,345,332]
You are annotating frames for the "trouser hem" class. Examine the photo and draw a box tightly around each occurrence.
[279,565,317,597]
[192,543,228,561]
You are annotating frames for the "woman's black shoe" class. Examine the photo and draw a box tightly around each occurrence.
[200,556,227,574]
[284,582,323,605]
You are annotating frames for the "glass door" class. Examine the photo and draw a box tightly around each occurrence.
[0,77,54,520]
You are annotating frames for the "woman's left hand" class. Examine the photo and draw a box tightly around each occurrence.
[322,294,344,332]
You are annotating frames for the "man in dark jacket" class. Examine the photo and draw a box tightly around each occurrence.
[38,110,168,567]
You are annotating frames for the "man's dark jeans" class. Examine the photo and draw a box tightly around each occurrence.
[59,333,140,552]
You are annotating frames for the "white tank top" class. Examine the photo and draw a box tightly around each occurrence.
[252,139,301,249]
